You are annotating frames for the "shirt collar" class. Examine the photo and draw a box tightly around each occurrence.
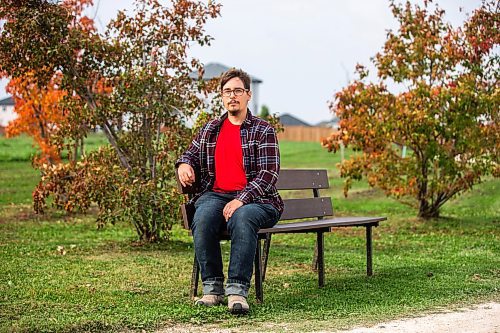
[215,109,253,128]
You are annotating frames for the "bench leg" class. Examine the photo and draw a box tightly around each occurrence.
[262,233,272,282]
[312,239,319,272]
[190,253,200,299]
[254,238,263,303]
[366,225,373,276]
[317,231,325,288]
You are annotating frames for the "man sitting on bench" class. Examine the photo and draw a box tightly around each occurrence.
[176,68,283,315]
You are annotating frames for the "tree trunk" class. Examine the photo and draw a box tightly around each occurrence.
[418,199,440,219]
[416,158,441,219]
[81,88,132,172]
[80,137,85,158]
[72,139,79,162]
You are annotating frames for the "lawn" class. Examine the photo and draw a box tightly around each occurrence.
[0,134,109,207]
[0,135,499,332]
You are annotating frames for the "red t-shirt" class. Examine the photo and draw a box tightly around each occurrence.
[213,118,247,192]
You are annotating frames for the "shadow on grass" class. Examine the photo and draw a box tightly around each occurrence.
[251,262,498,320]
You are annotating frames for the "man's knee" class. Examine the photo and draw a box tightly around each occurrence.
[192,193,226,234]
[192,213,219,234]
[192,205,223,234]
[227,206,259,233]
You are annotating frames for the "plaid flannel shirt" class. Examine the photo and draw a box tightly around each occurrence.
[176,110,284,214]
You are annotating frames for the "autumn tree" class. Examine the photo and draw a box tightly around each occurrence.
[0,0,95,163]
[322,0,499,219]
[0,0,221,241]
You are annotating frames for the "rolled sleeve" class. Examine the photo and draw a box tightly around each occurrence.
[176,130,202,170]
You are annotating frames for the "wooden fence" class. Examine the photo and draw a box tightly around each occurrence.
[277,126,337,142]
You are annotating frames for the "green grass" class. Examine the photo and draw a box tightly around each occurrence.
[0,134,110,207]
[0,135,38,162]
[280,141,370,193]
[0,136,499,332]
[0,161,40,207]
[0,134,109,162]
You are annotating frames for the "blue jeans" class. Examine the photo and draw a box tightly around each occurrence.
[191,191,280,298]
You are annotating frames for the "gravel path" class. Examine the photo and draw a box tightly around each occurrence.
[154,302,500,333]
[335,302,499,333]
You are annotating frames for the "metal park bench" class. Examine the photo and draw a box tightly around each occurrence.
[176,169,387,303]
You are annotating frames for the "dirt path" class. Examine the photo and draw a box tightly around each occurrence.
[155,302,500,333]
[335,302,499,333]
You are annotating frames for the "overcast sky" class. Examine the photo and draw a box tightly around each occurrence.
[1,0,482,124]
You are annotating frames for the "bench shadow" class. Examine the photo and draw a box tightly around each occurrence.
[251,262,489,316]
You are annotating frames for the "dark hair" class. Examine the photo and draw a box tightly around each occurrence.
[220,68,251,91]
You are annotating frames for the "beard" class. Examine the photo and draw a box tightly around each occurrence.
[227,101,241,113]
[228,108,240,116]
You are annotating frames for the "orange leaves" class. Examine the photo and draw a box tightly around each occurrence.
[62,0,95,33]
[78,16,96,33]
[321,131,342,153]
[5,73,67,164]
[94,78,113,95]
[62,0,93,17]
[431,86,441,97]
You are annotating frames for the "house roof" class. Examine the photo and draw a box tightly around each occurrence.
[189,62,263,84]
[279,113,311,127]
[315,117,340,128]
[0,96,14,106]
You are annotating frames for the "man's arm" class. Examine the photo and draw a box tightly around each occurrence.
[176,129,203,187]
[236,126,280,204]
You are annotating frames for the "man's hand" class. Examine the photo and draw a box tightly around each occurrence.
[178,163,195,187]
[223,199,243,221]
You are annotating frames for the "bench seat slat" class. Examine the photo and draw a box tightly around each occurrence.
[182,216,386,238]
[259,216,387,234]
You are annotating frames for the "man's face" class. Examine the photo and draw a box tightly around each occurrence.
[222,77,251,115]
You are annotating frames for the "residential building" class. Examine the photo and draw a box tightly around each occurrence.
[189,62,263,115]
[0,96,16,132]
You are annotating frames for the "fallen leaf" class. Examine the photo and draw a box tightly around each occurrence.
[56,246,66,255]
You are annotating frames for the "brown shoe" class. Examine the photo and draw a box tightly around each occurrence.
[194,294,224,306]
[228,295,249,315]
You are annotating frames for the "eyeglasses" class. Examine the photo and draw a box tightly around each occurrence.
[221,88,248,97]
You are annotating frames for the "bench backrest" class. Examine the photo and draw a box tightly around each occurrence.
[176,169,333,229]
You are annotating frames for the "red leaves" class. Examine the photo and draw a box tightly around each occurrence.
[464,1,499,59]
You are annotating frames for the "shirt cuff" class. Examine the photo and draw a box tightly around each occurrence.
[175,157,193,169]
[236,191,253,204]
